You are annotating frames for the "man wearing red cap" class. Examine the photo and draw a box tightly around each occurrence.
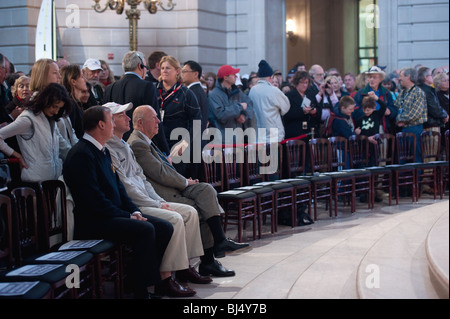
[208,65,255,145]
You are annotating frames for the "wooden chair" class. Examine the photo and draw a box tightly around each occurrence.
[443,130,450,196]
[386,132,419,204]
[0,194,53,300]
[2,187,74,299]
[56,179,125,299]
[325,137,356,216]
[240,144,275,236]
[366,133,394,206]
[282,140,312,225]
[202,148,224,193]
[255,143,297,228]
[347,135,373,209]
[218,147,258,242]
[301,138,332,221]
[417,131,441,199]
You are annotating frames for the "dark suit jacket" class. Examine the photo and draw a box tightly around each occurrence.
[84,83,104,109]
[63,138,139,225]
[188,83,209,134]
[104,73,170,154]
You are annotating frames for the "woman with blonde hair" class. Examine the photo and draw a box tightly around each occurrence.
[99,59,115,90]
[156,55,201,177]
[29,58,61,93]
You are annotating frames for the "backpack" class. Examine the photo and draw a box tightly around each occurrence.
[321,111,345,138]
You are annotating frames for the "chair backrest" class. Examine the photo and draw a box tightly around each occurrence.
[39,180,69,252]
[308,138,331,173]
[223,147,245,190]
[0,194,14,269]
[396,132,416,164]
[348,135,369,168]
[284,139,307,178]
[10,187,40,265]
[420,131,441,163]
[445,130,449,161]
[328,136,348,171]
[260,143,283,182]
[244,144,265,185]
[202,148,224,192]
[374,133,395,166]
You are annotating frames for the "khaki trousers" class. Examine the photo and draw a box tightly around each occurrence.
[139,202,204,272]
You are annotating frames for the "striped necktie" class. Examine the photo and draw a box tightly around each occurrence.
[151,144,173,169]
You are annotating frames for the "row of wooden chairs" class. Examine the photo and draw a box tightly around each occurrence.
[202,130,449,242]
[0,181,123,299]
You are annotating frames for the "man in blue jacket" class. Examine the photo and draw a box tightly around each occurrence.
[63,105,173,299]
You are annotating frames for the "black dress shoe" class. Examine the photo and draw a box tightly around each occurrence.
[154,278,196,298]
[175,266,213,284]
[199,260,236,277]
[214,238,250,258]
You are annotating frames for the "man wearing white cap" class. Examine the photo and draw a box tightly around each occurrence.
[104,102,211,298]
[82,58,104,108]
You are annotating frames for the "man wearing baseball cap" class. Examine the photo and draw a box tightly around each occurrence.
[105,102,209,298]
[82,58,104,109]
[208,65,255,145]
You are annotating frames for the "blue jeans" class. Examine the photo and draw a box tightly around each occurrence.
[402,124,423,163]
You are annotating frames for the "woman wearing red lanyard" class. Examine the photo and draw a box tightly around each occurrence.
[156,56,202,178]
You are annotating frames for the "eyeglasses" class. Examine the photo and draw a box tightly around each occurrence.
[274,72,282,76]
[181,70,195,74]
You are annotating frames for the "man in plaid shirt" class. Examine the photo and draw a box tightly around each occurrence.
[395,67,427,162]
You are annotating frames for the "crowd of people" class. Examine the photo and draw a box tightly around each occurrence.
[0,49,449,299]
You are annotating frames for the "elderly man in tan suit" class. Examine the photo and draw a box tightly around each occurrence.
[127,105,250,277]
[104,102,212,298]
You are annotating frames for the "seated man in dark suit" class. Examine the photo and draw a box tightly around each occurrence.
[63,105,174,299]
[127,105,250,278]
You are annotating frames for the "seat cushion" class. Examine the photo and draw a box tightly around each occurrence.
[300,175,332,182]
[365,166,392,174]
[2,264,68,283]
[218,189,257,200]
[235,186,274,195]
[323,171,355,179]
[277,178,311,187]
[25,251,94,266]
[0,281,52,299]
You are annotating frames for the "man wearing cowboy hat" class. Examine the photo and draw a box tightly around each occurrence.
[353,66,398,135]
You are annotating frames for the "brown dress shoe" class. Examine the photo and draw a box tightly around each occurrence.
[154,277,196,298]
[175,267,213,284]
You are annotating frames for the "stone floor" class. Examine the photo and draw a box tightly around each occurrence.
[105,191,449,300]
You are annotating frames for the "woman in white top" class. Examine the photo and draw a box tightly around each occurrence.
[0,83,72,182]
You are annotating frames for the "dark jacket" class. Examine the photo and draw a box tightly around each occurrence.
[104,73,170,154]
[84,82,104,109]
[208,80,255,144]
[355,99,387,137]
[63,138,139,225]
[418,83,448,128]
[188,83,209,134]
[283,89,322,139]
[353,84,397,134]
[331,105,356,139]
[156,81,202,150]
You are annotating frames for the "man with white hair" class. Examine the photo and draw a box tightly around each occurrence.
[104,51,170,154]
[81,58,104,108]
[104,101,211,298]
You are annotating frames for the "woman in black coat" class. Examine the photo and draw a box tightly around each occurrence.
[283,71,322,139]
[156,56,201,177]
